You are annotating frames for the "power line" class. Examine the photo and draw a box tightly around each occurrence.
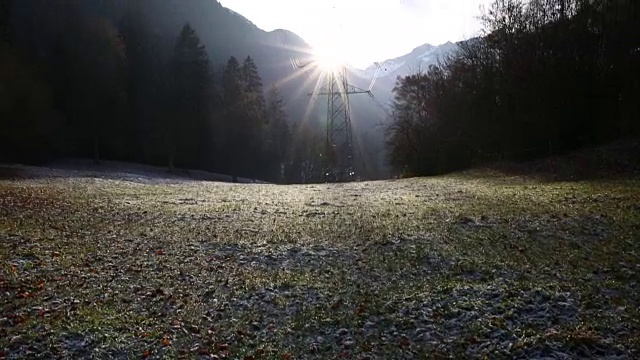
[278,3,382,182]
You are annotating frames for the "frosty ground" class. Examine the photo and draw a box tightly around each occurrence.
[1,166,639,359]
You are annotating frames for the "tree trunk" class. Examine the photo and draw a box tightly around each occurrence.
[168,145,175,173]
[93,136,100,165]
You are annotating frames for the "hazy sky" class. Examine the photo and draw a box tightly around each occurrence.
[218,0,493,68]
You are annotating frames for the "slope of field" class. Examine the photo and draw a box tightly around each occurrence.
[0,159,268,184]
[1,169,639,359]
[472,138,640,182]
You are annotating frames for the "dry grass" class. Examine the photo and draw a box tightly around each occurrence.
[1,172,639,359]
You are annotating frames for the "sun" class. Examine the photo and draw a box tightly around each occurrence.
[313,45,346,72]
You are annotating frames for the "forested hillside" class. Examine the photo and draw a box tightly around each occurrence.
[386,0,639,176]
[0,0,388,183]
[3,0,637,183]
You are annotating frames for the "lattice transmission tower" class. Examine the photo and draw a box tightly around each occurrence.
[314,65,379,182]
[279,32,380,182]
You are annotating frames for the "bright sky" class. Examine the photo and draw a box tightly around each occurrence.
[218,0,493,68]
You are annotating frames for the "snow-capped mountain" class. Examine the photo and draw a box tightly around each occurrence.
[361,41,459,79]
[347,41,459,104]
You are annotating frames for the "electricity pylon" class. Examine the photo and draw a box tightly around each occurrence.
[278,30,381,182]
[313,66,379,182]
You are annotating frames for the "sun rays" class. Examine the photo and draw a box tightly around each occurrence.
[268,36,368,172]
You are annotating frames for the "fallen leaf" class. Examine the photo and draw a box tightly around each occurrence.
[16,291,30,299]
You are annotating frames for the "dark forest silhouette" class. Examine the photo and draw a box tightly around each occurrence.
[1,0,638,182]
[386,0,639,176]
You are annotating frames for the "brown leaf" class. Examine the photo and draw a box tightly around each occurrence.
[16,291,30,299]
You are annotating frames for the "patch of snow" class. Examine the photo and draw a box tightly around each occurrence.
[421,55,435,64]
[419,47,437,59]
[363,60,406,79]
[0,160,270,185]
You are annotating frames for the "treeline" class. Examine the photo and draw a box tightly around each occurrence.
[386,0,639,176]
[0,0,325,183]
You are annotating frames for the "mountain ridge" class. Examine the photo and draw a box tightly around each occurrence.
[361,41,459,78]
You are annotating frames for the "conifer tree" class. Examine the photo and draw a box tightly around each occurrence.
[265,85,291,182]
[168,23,212,170]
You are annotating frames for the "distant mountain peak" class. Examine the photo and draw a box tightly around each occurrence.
[410,43,436,54]
[270,28,309,47]
[361,41,458,79]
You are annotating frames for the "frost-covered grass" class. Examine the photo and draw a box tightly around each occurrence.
[1,171,639,359]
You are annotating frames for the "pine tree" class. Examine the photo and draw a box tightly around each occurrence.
[67,12,127,164]
[168,23,212,170]
[220,55,268,179]
[240,56,266,177]
[221,56,243,176]
[223,56,242,101]
[0,41,61,163]
[265,85,291,182]
[241,56,263,96]
[121,0,162,164]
